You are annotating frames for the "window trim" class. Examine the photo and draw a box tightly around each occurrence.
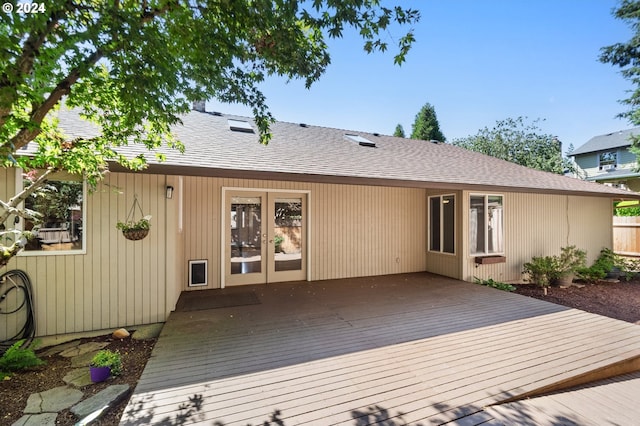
[428,194,456,255]
[598,150,618,170]
[15,168,87,257]
[469,193,504,257]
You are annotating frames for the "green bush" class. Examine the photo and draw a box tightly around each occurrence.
[473,277,516,292]
[523,245,587,288]
[576,248,637,282]
[523,255,558,288]
[0,340,44,377]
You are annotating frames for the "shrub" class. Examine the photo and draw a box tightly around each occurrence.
[576,248,635,282]
[473,277,516,292]
[0,340,44,377]
[523,245,587,288]
[523,255,558,288]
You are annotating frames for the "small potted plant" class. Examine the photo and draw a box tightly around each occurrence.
[116,215,152,241]
[555,245,587,287]
[90,349,122,383]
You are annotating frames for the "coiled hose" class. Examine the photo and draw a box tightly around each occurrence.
[0,269,36,355]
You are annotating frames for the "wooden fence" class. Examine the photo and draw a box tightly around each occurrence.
[613,216,640,257]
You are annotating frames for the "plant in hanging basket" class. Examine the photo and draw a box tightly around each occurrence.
[116,215,152,241]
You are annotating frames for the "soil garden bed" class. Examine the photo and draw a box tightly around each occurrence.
[514,279,640,324]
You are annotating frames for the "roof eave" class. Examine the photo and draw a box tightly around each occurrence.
[107,162,640,200]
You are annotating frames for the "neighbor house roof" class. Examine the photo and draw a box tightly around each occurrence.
[53,108,638,199]
[571,127,640,156]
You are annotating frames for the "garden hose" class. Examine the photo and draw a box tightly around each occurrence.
[0,269,36,355]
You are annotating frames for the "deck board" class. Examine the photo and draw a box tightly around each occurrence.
[121,273,640,425]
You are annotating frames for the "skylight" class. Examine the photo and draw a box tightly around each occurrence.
[345,134,376,148]
[228,119,254,133]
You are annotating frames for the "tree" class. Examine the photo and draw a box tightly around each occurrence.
[393,124,405,137]
[451,117,567,174]
[600,0,640,167]
[0,1,419,265]
[410,102,445,141]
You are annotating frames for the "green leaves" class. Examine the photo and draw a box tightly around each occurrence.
[451,117,567,174]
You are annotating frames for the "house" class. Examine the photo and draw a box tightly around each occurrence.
[1,107,638,339]
[571,127,640,191]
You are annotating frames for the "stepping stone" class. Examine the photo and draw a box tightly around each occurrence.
[38,341,81,358]
[63,368,92,388]
[70,351,98,368]
[71,384,130,420]
[132,323,164,340]
[59,342,108,358]
[11,412,58,425]
[23,386,83,413]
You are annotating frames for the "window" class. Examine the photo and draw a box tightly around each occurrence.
[469,194,503,255]
[17,170,86,255]
[599,151,617,170]
[429,194,455,254]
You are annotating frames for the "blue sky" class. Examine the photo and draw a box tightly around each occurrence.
[209,0,633,151]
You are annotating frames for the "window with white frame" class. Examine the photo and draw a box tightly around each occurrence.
[16,170,86,254]
[599,151,617,170]
[469,194,503,256]
[429,194,455,254]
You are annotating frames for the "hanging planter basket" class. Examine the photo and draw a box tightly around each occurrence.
[116,195,151,241]
[122,228,149,241]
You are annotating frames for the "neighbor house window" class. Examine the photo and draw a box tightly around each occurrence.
[16,170,86,255]
[469,194,503,255]
[429,194,455,254]
[599,151,617,170]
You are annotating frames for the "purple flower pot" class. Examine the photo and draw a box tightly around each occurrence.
[89,366,111,383]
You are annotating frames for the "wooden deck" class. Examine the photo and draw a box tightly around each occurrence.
[120,273,640,425]
[486,372,640,425]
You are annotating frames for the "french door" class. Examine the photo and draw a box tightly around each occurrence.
[224,190,307,286]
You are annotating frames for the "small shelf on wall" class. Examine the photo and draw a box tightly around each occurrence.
[475,256,506,265]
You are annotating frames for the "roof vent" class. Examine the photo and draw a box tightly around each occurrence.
[211,111,223,117]
[299,123,308,128]
[228,119,254,133]
[373,132,380,137]
[345,134,376,148]
[429,139,442,144]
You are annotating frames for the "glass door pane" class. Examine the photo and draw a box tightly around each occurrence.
[230,196,263,275]
[273,198,303,272]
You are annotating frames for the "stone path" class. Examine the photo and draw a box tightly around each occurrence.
[12,324,163,426]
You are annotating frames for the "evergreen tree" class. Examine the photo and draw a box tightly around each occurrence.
[393,124,406,137]
[410,103,446,141]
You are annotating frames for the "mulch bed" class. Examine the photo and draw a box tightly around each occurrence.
[514,280,640,324]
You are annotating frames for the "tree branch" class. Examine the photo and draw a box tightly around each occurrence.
[7,49,104,152]
[0,1,75,126]
[0,167,56,224]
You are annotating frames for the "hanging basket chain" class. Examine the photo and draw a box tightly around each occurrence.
[126,195,145,225]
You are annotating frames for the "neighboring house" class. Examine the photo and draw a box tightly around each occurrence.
[1,106,638,338]
[570,127,640,191]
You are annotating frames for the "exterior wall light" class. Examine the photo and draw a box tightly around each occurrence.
[166,185,174,199]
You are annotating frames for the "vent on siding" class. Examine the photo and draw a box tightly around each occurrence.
[228,119,254,133]
[345,134,376,148]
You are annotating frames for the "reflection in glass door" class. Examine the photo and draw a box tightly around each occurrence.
[225,191,306,286]
[227,195,266,285]
[270,197,305,282]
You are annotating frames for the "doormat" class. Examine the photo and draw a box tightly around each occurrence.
[175,290,261,312]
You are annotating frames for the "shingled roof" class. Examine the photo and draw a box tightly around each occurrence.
[572,127,640,156]
[55,108,638,199]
